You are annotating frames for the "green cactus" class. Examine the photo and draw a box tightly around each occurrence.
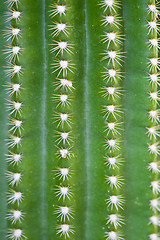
[0,0,160,239]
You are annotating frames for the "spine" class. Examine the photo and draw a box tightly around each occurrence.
[147,1,160,239]
[4,0,26,239]
[49,2,76,238]
[99,0,125,239]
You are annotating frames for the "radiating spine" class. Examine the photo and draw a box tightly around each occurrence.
[4,0,26,239]
[147,1,160,239]
[99,0,125,239]
[49,2,75,238]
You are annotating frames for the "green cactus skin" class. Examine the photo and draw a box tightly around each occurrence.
[123,1,151,239]
[0,0,160,240]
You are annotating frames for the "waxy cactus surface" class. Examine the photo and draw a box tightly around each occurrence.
[0,0,160,240]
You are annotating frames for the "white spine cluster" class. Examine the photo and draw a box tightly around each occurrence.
[55,186,73,201]
[7,210,24,223]
[6,171,22,186]
[50,3,75,238]
[147,3,160,238]
[106,214,124,229]
[7,229,26,240]
[55,206,74,221]
[56,224,74,238]
[7,190,23,205]
[105,230,124,240]
[54,167,71,181]
[100,0,125,238]
[49,4,66,17]
[5,0,25,239]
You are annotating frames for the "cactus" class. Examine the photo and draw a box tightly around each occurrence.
[0,0,160,239]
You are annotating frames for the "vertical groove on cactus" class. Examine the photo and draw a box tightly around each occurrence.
[84,0,90,238]
[2,0,160,240]
[41,0,47,236]
[123,0,151,239]
[71,0,88,238]
[84,0,106,239]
